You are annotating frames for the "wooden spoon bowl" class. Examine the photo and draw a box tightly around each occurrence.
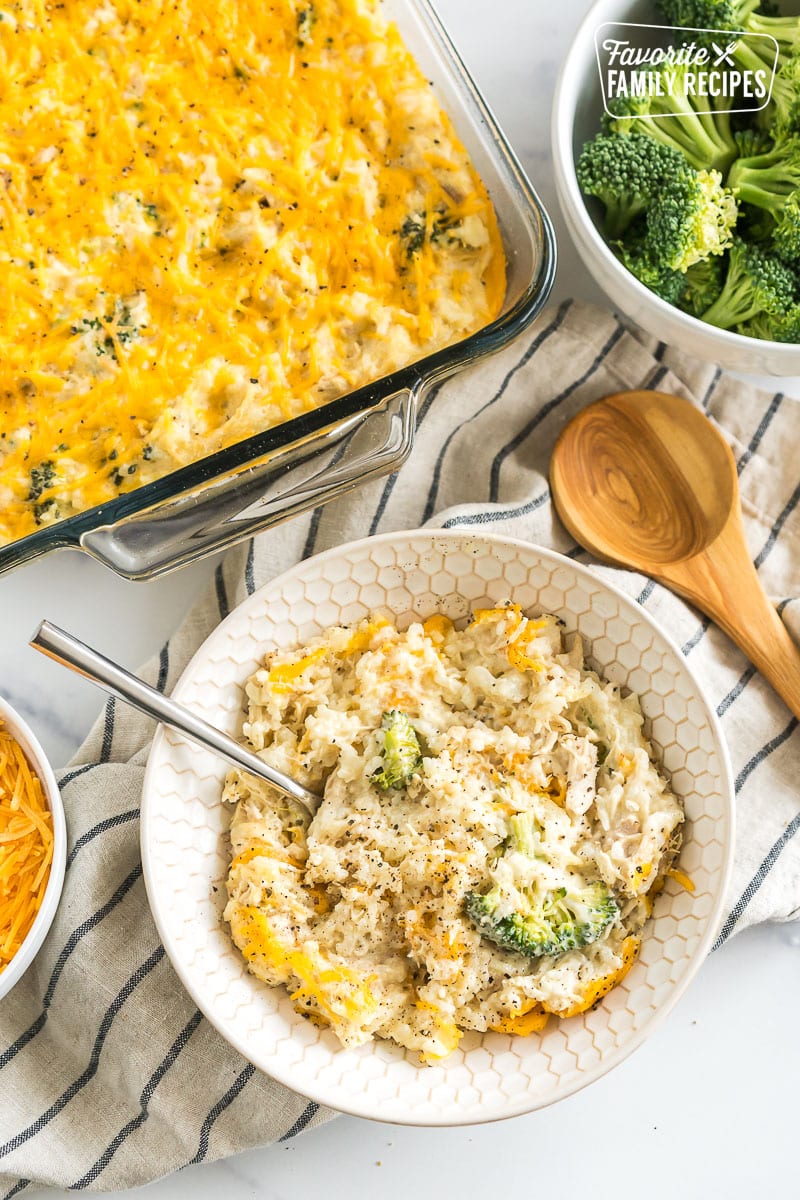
[551,390,800,719]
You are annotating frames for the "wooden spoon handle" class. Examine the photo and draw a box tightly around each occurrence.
[662,528,800,721]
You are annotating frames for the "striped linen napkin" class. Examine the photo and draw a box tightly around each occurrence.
[1,299,798,1191]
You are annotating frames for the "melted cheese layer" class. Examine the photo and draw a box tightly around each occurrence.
[0,0,505,544]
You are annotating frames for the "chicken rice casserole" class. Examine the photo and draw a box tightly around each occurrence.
[0,0,504,545]
[224,607,685,1064]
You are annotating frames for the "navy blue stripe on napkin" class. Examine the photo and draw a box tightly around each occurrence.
[754,481,800,570]
[214,563,229,621]
[441,486,551,529]
[187,1063,256,1165]
[735,717,798,793]
[278,1102,320,1142]
[717,665,757,718]
[99,697,116,763]
[422,299,573,523]
[488,323,625,503]
[156,643,170,693]
[69,1010,204,1188]
[0,864,144,1070]
[737,393,784,477]
[714,809,800,949]
[1,1180,28,1199]
[66,810,139,871]
[701,367,722,409]
[0,946,165,1156]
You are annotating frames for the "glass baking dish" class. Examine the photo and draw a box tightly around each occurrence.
[0,0,556,581]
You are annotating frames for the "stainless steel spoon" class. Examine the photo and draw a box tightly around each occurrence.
[30,620,321,815]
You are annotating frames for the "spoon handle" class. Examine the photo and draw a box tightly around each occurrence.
[663,528,800,721]
[30,620,320,813]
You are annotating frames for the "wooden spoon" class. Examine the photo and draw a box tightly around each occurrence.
[550,390,800,719]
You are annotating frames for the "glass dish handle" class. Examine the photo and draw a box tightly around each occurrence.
[79,388,417,579]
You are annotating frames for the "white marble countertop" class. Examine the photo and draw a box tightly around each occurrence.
[3,0,798,1195]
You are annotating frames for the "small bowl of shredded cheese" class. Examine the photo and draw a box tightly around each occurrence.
[0,697,66,1001]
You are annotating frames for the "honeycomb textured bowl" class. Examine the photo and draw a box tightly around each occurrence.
[141,530,734,1125]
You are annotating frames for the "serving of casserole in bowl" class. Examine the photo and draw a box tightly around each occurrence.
[0,0,555,581]
[141,530,734,1124]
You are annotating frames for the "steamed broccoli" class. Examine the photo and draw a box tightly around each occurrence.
[739,299,800,338]
[572,1,800,342]
[649,166,738,271]
[728,136,800,258]
[658,1,797,74]
[657,0,759,26]
[614,235,689,304]
[734,128,775,160]
[576,132,673,237]
[701,236,798,327]
[604,62,737,173]
[577,134,737,273]
[761,51,800,134]
[679,255,726,315]
[464,810,618,959]
[371,710,422,791]
[464,881,619,959]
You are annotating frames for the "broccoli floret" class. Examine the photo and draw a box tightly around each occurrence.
[729,134,800,209]
[701,236,797,327]
[728,136,800,258]
[578,134,737,269]
[679,255,726,315]
[614,235,689,304]
[737,200,779,244]
[761,51,800,134]
[577,133,684,238]
[658,1,793,73]
[371,710,422,790]
[734,128,775,160]
[648,167,738,271]
[739,299,800,339]
[465,809,619,958]
[771,193,800,259]
[658,0,760,27]
[604,62,737,173]
[464,881,619,959]
[506,810,542,857]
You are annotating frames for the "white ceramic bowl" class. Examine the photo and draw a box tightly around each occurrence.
[0,696,66,1002]
[552,0,800,375]
[141,531,734,1125]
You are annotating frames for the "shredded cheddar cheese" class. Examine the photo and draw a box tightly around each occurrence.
[0,0,505,545]
[544,936,641,1020]
[230,904,377,1026]
[492,1000,550,1036]
[0,721,54,970]
[666,866,695,893]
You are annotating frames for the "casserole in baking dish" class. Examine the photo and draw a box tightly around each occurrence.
[0,0,555,579]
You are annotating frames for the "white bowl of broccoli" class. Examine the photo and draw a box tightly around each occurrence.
[553,0,800,372]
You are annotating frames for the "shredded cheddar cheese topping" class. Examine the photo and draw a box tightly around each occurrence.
[0,0,505,545]
[0,721,54,970]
